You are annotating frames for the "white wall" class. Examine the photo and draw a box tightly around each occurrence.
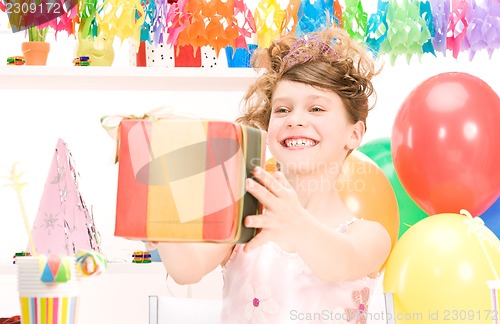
[1,29,498,264]
[0,7,499,324]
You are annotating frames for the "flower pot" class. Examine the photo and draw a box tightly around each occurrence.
[21,42,50,66]
[75,34,115,66]
[174,45,201,67]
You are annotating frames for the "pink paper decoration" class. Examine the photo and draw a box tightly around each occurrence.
[28,139,101,256]
[447,0,469,58]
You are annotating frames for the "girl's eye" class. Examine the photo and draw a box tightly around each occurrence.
[274,107,289,113]
[311,106,324,112]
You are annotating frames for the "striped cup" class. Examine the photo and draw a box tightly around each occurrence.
[16,256,81,324]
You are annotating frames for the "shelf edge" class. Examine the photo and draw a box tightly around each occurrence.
[0,66,258,92]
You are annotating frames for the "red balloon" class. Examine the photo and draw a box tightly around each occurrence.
[391,72,500,216]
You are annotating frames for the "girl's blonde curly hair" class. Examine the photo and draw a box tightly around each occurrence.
[236,27,380,131]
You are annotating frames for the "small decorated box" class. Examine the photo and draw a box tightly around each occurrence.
[12,251,31,264]
[132,251,151,263]
[6,56,25,65]
[115,118,266,243]
[73,56,91,66]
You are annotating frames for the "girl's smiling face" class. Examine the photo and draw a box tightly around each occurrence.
[268,80,363,174]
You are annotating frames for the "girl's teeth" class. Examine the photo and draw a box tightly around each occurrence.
[285,139,316,147]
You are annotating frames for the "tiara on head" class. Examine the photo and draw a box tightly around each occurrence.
[279,35,340,73]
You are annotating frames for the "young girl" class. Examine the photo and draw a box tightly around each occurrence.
[152,27,391,323]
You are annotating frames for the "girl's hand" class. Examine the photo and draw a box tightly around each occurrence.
[243,166,311,253]
[145,241,159,250]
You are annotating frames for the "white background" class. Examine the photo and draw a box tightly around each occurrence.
[0,4,499,322]
[1,26,499,266]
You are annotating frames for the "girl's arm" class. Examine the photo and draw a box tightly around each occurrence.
[243,167,391,283]
[153,242,234,285]
[292,217,391,282]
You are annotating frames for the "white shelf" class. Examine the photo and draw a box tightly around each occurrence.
[0,66,258,91]
[0,262,166,275]
[105,262,167,274]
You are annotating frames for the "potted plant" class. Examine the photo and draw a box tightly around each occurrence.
[74,0,117,66]
[22,25,51,65]
[27,25,49,42]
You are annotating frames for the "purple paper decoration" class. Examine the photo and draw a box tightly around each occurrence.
[463,0,500,59]
[430,0,450,55]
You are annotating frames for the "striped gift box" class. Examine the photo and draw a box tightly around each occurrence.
[115,119,266,243]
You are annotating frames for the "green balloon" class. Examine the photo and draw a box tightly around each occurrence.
[359,138,428,238]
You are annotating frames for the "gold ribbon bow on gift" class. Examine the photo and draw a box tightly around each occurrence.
[101,106,200,163]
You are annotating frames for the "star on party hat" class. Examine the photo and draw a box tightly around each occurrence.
[28,138,102,256]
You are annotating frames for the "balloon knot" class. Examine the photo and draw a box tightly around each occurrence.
[462,209,500,253]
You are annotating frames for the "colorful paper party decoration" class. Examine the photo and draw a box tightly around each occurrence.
[164,0,255,56]
[4,0,500,65]
[446,0,468,58]
[254,0,286,48]
[165,0,188,47]
[76,0,99,40]
[233,0,257,49]
[430,0,450,55]
[96,0,145,47]
[138,0,156,44]
[463,0,500,59]
[39,0,79,38]
[296,0,335,36]
[278,0,300,37]
[379,0,431,64]
[151,0,169,44]
[483,0,500,58]
[365,0,389,55]
[420,0,436,56]
[342,0,368,43]
[180,0,237,53]
[333,0,343,27]
[28,139,102,256]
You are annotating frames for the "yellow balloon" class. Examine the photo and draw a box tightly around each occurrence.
[383,212,500,323]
